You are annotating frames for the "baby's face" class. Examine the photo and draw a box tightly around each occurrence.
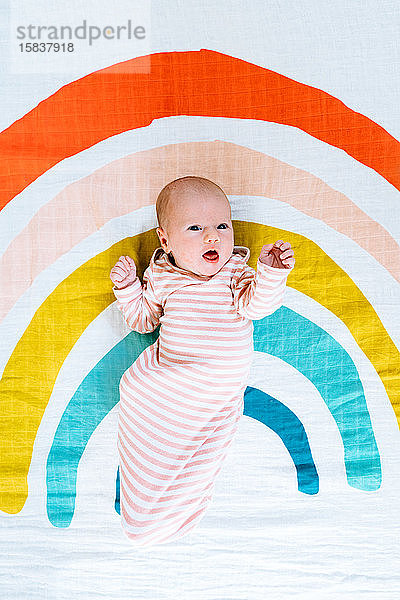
[156,189,234,276]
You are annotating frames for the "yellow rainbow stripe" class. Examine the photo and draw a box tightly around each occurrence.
[0,222,398,514]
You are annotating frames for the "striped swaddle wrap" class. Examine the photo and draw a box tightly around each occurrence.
[113,246,293,546]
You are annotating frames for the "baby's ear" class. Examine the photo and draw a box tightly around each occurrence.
[156,227,169,251]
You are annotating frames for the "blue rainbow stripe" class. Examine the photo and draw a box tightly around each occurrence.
[46,307,381,528]
[253,308,381,491]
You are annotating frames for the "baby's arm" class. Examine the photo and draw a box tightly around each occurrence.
[112,264,163,333]
[232,258,294,320]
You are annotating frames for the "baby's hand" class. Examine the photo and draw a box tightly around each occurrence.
[259,241,295,269]
[110,255,137,288]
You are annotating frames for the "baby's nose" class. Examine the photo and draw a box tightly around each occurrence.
[203,228,220,242]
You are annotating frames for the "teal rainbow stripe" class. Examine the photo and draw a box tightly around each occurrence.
[46,308,381,528]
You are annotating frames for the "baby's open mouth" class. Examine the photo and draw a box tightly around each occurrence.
[202,250,219,263]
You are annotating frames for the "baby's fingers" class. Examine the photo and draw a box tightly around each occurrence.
[259,243,274,255]
[110,266,125,283]
[117,256,131,269]
[280,249,294,259]
[111,257,130,281]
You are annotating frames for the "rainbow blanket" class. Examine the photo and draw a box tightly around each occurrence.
[1,2,399,598]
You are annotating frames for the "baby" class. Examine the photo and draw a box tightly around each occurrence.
[110,176,295,546]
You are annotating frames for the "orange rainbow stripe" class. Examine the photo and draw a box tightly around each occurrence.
[1,48,399,211]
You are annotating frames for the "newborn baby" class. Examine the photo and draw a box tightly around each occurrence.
[110,176,295,546]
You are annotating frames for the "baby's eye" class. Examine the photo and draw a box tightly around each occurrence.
[188,225,201,231]
[217,223,228,229]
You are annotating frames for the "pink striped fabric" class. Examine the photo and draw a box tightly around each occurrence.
[113,246,294,546]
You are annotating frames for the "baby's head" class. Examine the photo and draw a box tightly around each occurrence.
[156,176,234,276]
